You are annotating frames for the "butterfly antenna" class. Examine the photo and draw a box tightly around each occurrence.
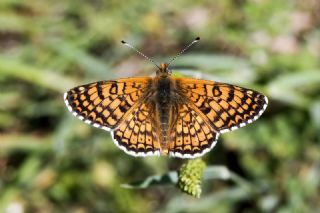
[167,37,200,67]
[121,40,160,69]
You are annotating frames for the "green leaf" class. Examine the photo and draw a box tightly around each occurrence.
[122,160,251,199]
[267,70,320,108]
[121,171,178,189]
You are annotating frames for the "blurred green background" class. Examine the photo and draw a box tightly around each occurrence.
[0,0,320,212]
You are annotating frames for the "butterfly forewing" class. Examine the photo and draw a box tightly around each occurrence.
[169,103,219,158]
[176,78,268,134]
[64,77,152,130]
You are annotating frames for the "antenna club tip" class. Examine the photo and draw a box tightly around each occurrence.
[121,40,126,44]
[195,37,200,41]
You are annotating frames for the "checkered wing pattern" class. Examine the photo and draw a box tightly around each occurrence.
[168,103,219,158]
[176,78,268,134]
[64,77,152,130]
[64,77,161,156]
[112,102,161,156]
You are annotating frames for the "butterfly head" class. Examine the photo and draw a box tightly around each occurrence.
[157,63,171,77]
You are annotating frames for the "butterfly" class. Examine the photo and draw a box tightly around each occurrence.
[64,38,268,158]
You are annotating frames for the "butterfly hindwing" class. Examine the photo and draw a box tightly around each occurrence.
[176,78,268,133]
[64,77,152,131]
[112,102,161,157]
[169,103,219,158]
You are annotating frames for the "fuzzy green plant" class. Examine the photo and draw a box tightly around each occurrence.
[177,159,206,198]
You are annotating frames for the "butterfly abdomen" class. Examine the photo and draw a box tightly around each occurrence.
[154,77,174,154]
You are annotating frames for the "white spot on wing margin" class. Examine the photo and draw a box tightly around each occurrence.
[169,132,220,159]
[110,131,160,157]
[218,95,268,134]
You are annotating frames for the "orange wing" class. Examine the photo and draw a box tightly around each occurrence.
[64,77,152,131]
[176,78,268,133]
[168,103,219,158]
[112,102,161,156]
[64,77,162,157]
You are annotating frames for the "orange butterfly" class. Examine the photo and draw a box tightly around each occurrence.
[64,38,268,158]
